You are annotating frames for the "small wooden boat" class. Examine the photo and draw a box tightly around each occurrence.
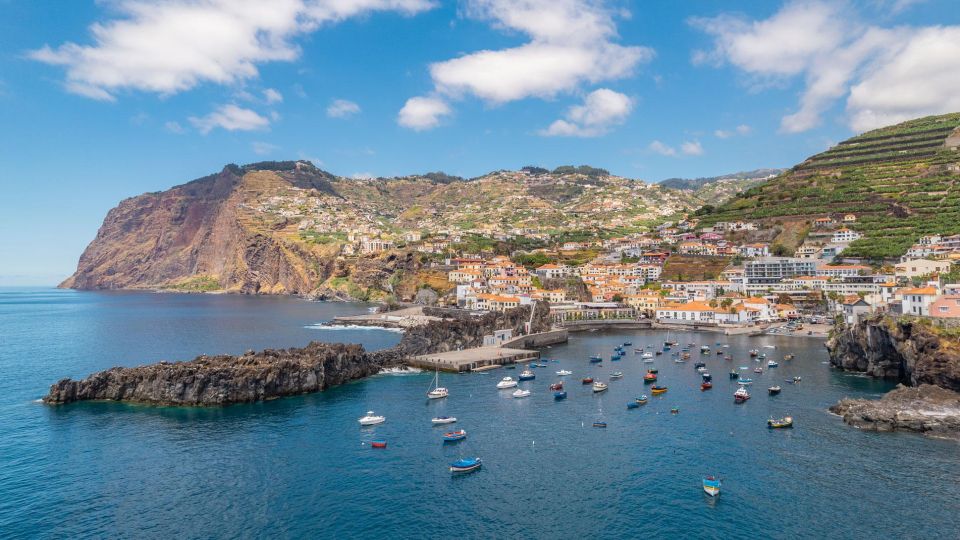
[443,429,467,442]
[505,364,516,369]
[768,385,782,395]
[610,355,621,362]
[651,385,668,395]
[592,381,609,393]
[554,390,567,400]
[627,401,640,409]
[670,407,679,414]
[636,395,648,405]
[717,350,724,356]
[767,416,794,429]
[643,373,657,383]
[582,377,594,384]
[703,476,721,497]
[734,387,750,403]
[701,381,712,391]
[370,440,387,449]
[592,421,607,428]
[682,353,691,360]
[449,457,482,473]
[655,351,663,356]
[549,382,564,390]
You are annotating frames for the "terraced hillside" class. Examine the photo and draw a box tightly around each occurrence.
[700,113,960,260]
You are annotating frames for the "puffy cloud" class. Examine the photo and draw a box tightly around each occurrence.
[189,104,270,134]
[29,0,435,100]
[681,140,704,156]
[397,96,451,130]
[691,0,960,133]
[164,120,185,134]
[263,88,283,104]
[401,0,652,129]
[540,88,633,137]
[648,140,676,156]
[327,99,362,118]
[647,139,702,157]
[715,124,751,138]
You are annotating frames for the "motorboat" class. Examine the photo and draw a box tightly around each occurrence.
[697,366,707,373]
[636,395,648,405]
[703,476,721,497]
[518,370,536,381]
[767,360,779,368]
[701,373,712,382]
[554,390,567,400]
[431,416,457,425]
[627,401,640,409]
[694,361,706,369]
[701,381,713,391]
[592,421,607,428]
[647,368,659,374]
[643,373,657,383]
[496,377,518,389]
[754,367,763,374]
[556,370,573,376]
[651,385,668,395]
[512,388,531,398]
[442,429,467,441]
[784,354,795,360]
[738,378,754,385]
[700,345,710,353]
[768,416,794,429]
[768,385,782,395]
[734,387,751,403]
[671,407,680,414]
[581,377,594,384]
[641,351,654,359]
[549,382,564,390]
[592,381,609,393]
[749,349,759,357]
[729,370,739,379]
[609,371,623,379]
[370,441,387,449]
[449,457,482,473]
[358,411,385,426]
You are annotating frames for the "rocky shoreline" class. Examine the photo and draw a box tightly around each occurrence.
[43,303,552,406]
[830,384,960,439]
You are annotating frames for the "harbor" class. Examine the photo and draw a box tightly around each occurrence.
[409,346,539,372]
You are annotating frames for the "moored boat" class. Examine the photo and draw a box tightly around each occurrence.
[554,390,567,400]
[768,385,782,395]
[641,351,654,359]
[738,378,753,385]
[729,370,739,379]
[636,395,649,404]
[784,354,795,360]
[556,370,572,376]
[518,370,536,381]
[651,385,668,395]
[589,355,603,363]
[370,440,387,449]
[767,360,779,368]
[549,381,564,390]
[701,373,712,382]
[496,377,518,389]
[643,372,657,383]
[512,388,531,398]
[449,457,482,473]
[749,349,759,357]
[592,381,609,393]
[431,416,457,425]
[592,421,607,428]
[647,367,659,374]
[609,371,623,379]
[701,381,713,391]
[767,416,794,429]
[427,365,449,399]
[734,387,750,403]
[581,377,594,384]
[358,411,386,426]
[442,429,467,441]
[670,407,679,414]
[754,367,763,374]
[703,476,721,497]
[627,401,639,409]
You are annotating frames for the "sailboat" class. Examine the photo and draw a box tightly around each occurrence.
[427,364,448,399]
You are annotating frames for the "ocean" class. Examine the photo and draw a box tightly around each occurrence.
[1,288,957,539]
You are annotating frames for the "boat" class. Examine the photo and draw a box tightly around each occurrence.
[671,407,680,414]
[358,411,385,426]
[701,381,713,391]
[518,370,536,381]
[589,355,603,363]
[427,365,449,399]
[554,390,567,400]
[592,421,607,428]
[724,355,733,361]
[697,366,707,373]
[767,416,794,429]
[549,382,564,390]
[729,370,739,379]
[758,353,767,360]
[784,354,795,360]
[582,377,594,384]
[694,361,706,369]
[496,377,518,389]
[749,349,759,357]
[609,371,623,379]
[647,367,659,374]
[701,373,712,382]
[734,387,751,403]
[641,351,654,359]
[512,388,531,398]
[370,440,387,449]
[651,385,668,395]
[442,429,467,441]
[700,345,710,353]
[767,360,779,368]
[556,370,572,376]
[643,373,657,383]
[636,395,648,405]
[431,416,457,425]
[623,341,632,346]
[703,476,721,497]
[754,367,763,374]
[682,353,691,360]
[737,378,754,385]
[655,350,663,356]
[592,381,609,393]
[610,355,621,362]
[793,376,802,383]
[449,457,482,473]
[768,385,782,395]
[627,401,639,409]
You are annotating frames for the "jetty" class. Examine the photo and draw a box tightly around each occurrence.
[409,347,539,373]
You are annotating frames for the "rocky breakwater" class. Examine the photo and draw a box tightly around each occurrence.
[43,304,550,406]
[827,316,960,436]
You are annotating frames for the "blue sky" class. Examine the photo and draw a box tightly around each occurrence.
[2,0,960,284]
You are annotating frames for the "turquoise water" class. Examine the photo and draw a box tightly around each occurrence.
[1,288,958,539]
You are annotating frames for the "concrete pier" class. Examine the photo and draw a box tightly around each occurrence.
[409,347,539,373]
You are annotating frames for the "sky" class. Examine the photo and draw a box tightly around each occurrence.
[2,0,960,284]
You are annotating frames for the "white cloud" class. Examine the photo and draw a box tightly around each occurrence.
[28,0,436,100]
[648,140,676,156]
[400,0,653,129]
[540,88,633,137]
[263,88,283,104]
[164,120,185,134]
[714,124,751,138]
[681,140,704,156]
[691,1,960,133]
[397,96,451,130]
[189,104,270,134]
[327,99,362,118]
[251,141,279,155]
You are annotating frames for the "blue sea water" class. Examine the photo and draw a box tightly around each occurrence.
[1,288,958,539]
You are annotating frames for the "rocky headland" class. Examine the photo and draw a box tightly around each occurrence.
[43,302,552,406]
[827,316,960,437]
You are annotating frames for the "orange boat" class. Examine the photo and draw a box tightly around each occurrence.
[581,377,594,384]
[643,373,657,383]
[701,381,713,391]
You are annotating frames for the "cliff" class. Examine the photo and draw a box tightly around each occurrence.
[830,384,960,439]
[43,304,550,406]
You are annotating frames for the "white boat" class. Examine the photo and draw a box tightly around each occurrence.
[592,381,609,393]
[427,365,449,399]
[431,416,457,424]
[556,370,573,376]
[512,389,531,398]
[496,377,518,389]
[767,360,779,368]
[641,352,654,359]
[696,366,707,373]
[358,411,385,426]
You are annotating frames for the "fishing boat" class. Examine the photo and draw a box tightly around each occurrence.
[768,385,782,395]
[767,416,794,429]
[636,395,649,405]
[694,361,706,369]
[549,382,564,390]
[737,378,754,385]
[734,387,751,403]
[512,388,531,398]
[370,441,387,449]
[643,373,657,383]
[592,381,609,393]
[358,411,386,426]
[627,401,639,409]
[700,345,710,353]
[754,367,763,374]
[610,371,624,379]
[427,365,449,399]
[717,350,725,356]
[610,355,621,362]
[449,457,482,473]
[702,373,712,382]
[784,354,795,360]
[592,421,607,428]
[554,390,567,400]
[671,407,680,414]
[749,349,759,357]
[556,370,572,376]
[641,351,654,359]
[443,429,467,441]
[729,370,739,379]
[582,377,594,384]
[651,385,668,395]
[623,341,632,346]
[703,476,721,497]
[431,416,457,425]
[701,381,713,391]
[518,370,536,381]
[655,350,663,356]
[767,360,779,368]
[496,377,518,389]
[647,367,659,374]
[589,355,603,363]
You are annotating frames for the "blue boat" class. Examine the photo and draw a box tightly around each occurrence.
[626,401,639,409]
[589,355,603,363]
[610,356,621,362]
[703,476,721,497]
[737,378,753,385]
[554,391,567,400]
[442,429,467,442]
[518,370,536,381]
[623,342,632,346]
[449,457,482,474]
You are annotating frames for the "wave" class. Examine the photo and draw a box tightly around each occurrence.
[304,323,405,334]
[377,366,423,376]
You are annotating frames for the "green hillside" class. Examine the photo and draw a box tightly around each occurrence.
[700,113,960,260]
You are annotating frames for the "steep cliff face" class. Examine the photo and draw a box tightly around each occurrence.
[827,317,960,392]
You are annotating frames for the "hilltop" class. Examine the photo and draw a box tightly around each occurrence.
[700,113,960,259]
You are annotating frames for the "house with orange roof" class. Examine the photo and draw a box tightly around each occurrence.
[655,301,717,324]
[899,286,939,316]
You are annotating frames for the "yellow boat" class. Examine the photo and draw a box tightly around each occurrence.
[767,416,794,429]
[651,385,668,395]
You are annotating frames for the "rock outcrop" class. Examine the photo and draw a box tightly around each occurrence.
[829,384,960,438]
[43,304,549,406]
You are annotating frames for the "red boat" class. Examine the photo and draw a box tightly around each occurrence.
[582,377,594,384]
[643,373,657,383]
[370,441,387,449]
[701,381,713,391]
[549,382,564,390]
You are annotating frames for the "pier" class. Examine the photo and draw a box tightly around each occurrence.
[409,347,539,373]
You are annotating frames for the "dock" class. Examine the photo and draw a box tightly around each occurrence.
[409,347,539,373]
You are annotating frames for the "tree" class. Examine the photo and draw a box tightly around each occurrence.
[612,293,624,302]
[772,243,791,256]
